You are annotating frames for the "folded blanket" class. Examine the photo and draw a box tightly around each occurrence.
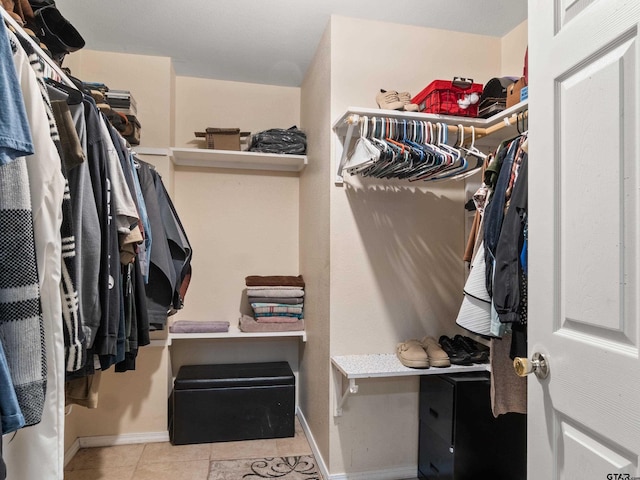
[247,289,304,298]
[246,286,304,291]
[254,312,303,319]
[247,297,304,305]
[240,315,304,332]
[251,304,303,315]
[169,321,230,333]
[256,316,301,323]
[245,275,305,288]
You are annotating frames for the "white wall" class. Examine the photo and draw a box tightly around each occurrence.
[299,21,333,467]
[501,20,528,77]
[327,16,502,475]
[174,76,300,149]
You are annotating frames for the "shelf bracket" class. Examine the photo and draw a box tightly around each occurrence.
[335,378,359,417]
[335,114,360,185]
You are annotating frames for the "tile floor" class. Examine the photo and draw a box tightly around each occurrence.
[64,418,314,480]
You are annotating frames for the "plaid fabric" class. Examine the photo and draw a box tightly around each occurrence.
[251,304,303,315]
[0,158,46,427]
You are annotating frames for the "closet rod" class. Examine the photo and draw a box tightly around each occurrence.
[477,109,528,138]
[352,115,482,138]
[1,7,79,90]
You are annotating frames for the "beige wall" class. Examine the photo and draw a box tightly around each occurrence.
[299,21,333,468]
[64,50,173,149]
[65,347,169,438]
[170,167,300,323]
[174,76,300,149]
[327,16,501,475]
[501,20,528,77]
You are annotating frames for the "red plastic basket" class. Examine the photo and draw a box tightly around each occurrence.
[411,77,483,117]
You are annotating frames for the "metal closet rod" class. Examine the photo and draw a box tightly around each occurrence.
[1,7,79,90]
[345,110,528,140]
[335,108,528,183]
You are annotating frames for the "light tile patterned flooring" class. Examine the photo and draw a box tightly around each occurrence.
[64,418,315,480]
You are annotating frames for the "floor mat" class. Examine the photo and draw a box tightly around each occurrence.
[208,455,321,480]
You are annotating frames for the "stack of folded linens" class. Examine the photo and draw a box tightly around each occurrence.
[242,275,305,332]
[169,320,230,333]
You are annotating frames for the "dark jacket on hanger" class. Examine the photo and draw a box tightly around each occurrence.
[137,160,176,330]
[483,138,521,295]
[493,153,528,323]
[83,96,121,364]
[153,169,192,313]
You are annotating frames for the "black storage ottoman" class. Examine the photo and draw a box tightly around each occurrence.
[169,361,295,445]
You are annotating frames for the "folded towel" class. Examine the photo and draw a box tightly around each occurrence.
[245,275,305,288]
[247,289,304,298]
[169,321,230,333]
[246,297,304,305]
[246,285,304,291]
[251,304,303,315]
[256,316,301,323]
[254,312,303,319]
[240,315,304,332]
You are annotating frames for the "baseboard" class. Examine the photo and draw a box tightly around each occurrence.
[64,438,81,467]
[78,430,170,448]
[327,465,417,480]
[295,407,416,480]
[296,407,331,480]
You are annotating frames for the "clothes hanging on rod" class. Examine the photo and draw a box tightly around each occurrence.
[455,132,528,417]
[342,116,486,182]
[0,12,192,479]
[334,106,528,183]
[2,21,67,480]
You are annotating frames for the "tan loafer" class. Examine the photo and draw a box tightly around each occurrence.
[421,336,451,368]
[396,339,430,368]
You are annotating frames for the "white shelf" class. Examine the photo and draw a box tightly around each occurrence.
[331,353,489,379]
[170,148,307,172]
[332,101,529,133]
[331,353,489,416]
[168,320,306,345]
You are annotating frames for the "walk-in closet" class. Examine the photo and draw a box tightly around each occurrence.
[2,1,639,479]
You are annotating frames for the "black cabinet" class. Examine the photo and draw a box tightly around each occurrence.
[418,372,526,480]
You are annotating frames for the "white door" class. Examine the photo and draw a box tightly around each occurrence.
[528,0,640,478]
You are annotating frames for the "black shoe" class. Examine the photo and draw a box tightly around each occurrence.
[438,335,473,365]
[453,335,490,363]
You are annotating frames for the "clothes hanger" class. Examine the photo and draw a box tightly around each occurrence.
[45,77,84,104]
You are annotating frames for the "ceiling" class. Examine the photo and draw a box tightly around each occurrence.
[54,0,527,88]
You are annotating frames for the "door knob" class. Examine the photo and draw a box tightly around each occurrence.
[513,352,549,379]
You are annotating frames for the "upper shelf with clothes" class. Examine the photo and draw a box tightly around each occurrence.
[332,100,528,185]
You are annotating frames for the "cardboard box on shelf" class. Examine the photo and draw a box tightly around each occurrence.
[506,77,527,108]
[194,128,251,151]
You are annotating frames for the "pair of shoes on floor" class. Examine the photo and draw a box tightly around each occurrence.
[438,335,490,365]
[396,337,451,369]
[376,89,419,112]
